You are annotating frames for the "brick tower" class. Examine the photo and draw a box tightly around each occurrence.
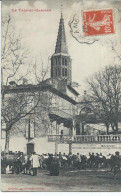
[51,12,72,84]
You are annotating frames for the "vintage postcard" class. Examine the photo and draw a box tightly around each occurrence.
[1,0,121,192]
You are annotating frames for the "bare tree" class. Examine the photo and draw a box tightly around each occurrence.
[86,65,121,134]
[2,13,74,153]
[1,14,31,87]
[2,86,53,152]
[1,14,51,152]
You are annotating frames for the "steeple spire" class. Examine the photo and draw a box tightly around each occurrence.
[61,0,63,15]
[50,3,72,84]
[55,7,68,54]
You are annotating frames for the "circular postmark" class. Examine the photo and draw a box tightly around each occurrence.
[69,13,98,44]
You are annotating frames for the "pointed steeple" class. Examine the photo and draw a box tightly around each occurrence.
[55,13,68,54]
[50,8,72,84]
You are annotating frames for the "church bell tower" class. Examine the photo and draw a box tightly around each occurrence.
[51,12,72,84]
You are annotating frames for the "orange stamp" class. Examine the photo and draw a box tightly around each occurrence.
[83,9,114,36]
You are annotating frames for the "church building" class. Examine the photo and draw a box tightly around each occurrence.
[2,11,121,156]
[2,12,79,155]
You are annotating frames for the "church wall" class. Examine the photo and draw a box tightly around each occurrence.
[8,136,69,154]
[51,91,76,116]
[9,136,27,153]
[1,138,5,152]
[1,113,71,153]
[8,136,55,154]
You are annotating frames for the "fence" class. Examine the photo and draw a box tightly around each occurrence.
[48,134,121,143]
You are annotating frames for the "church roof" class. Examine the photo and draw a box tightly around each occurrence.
[4,81,77,105]
[55,13,68,54]
[67,85,80,96]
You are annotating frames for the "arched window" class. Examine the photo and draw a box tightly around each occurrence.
[62,68,64,76]
[58,58,61,65]
[58,68,60,76]
[55,68,57,76]
[62,58,64,65]
[65,59,67,66]
[65,68,67,76]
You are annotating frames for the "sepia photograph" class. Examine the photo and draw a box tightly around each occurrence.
[1,0,121,192]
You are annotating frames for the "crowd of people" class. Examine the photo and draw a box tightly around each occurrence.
[1,151,121,177]
[1,151,40,176]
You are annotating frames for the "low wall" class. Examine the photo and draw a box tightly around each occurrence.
[2,136,121,156]
[72,143,121,155]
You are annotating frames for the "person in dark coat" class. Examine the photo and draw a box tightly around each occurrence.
[90,153,95,168]
[60,130,64,140]
[50,156,59,176]
[47,154,53,171]
[14,154,22,174]
[113,151,120,179]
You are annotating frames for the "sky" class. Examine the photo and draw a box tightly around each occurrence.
[2,0,121,94]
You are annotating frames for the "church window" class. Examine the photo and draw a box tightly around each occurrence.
[58,58,61,65]
[65,59,67,66]
[58,68,60,76]
[62,58,64,65]
[26,118,35,139]
[65,68,67,76]
[55,68,57,76]
[62,68,64,76]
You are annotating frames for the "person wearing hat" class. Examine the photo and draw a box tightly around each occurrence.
[50,155,59,176]
[30,151,40,176]
[47,154,53,171]
[112,151,120,179]
[60,130,64,141]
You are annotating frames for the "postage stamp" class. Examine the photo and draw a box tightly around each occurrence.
[82,9,114,36]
